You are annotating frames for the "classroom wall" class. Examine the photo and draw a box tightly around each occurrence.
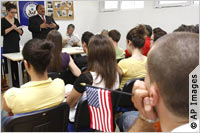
[97,1,199,49]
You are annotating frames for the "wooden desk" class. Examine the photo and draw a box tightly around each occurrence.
[2,47,84,87]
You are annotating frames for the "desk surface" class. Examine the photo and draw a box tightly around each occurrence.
[3,47,84,61]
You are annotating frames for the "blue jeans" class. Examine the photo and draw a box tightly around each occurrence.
[1,109,8,130]
[116,111,139,132]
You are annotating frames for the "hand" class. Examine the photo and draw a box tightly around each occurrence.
[11,25,17,30]
[49,23,56,29]
[40,23,49,29]
[132,80,158,121]
[63,38,70,44]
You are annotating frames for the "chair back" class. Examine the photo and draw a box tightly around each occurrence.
[118,78,144,111]
[2,103,69,132]
[48,69,77,85]
[74,88,121,132]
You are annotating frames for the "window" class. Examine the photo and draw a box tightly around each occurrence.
[194,0,199,5]
[155,0,191,8]
[121,1,144,9]
[105,1,119,10]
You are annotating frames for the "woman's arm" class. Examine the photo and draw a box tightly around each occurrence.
[2,97,11,113]
[15,28,23,35]
[4,25,16,35]
[68,56,81,77]
[66,88,83,108]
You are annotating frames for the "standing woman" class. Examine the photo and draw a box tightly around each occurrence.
[1,2,23,87]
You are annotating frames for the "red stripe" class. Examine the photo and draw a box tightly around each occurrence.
[108,91,114,132]
[100,90,106,131]
[95,107,100,130]
[88,105,93,129]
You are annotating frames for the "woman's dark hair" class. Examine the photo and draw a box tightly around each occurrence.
[81,31,94,46]
[144,25,152,37]
[46,30,63,72]
[153,27,167,42]
[126,25,147,49]
[22,39,53,74]
[87,35,118,89]
[4,2,17,11]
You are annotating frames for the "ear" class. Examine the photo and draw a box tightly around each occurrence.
[24,60,30,71]
[149,83,159,106]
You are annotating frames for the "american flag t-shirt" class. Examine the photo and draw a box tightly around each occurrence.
[86,86,113,132]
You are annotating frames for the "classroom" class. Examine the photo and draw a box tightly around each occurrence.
[1,0,199,132]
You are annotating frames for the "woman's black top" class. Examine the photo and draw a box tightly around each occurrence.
[1,17,22,53]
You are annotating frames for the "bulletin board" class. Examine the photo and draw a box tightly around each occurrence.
[46,0,74,20]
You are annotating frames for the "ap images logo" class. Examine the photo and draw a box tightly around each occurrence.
[23,2,38,19]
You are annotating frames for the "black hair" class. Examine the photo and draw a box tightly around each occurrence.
[144,25,152,37]
[22,39,53,74]
[126,25,147,49]
[4,2,17,11]
[153,27,167,42]
[174,24,199,34]
[108,30,121,43]
[36,4,43,11]
[67,24,75,29]
[81,31,94,46]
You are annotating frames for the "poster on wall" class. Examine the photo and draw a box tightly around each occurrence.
[1,1,18,18]
[19,1,44,26]
[46,0,74,20]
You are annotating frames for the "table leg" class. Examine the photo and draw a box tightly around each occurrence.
[17,61,23,86]
[7,59,13,87]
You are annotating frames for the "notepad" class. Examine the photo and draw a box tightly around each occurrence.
[15,25,24,29]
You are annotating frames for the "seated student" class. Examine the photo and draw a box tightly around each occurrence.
[66,35,120,122]
[46,30,81,77]
[2,39,65,120]
[150,27,167,48]
[118,25,147,88]
[142,25,152,56]
[101,29,109,36]
[74,31,94,69]
[129,32,199,132]
[108,30,125,61]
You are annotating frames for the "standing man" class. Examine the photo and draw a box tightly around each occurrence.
[28,4,59,39]
[63,24,80,47]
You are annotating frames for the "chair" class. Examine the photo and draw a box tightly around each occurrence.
[117,78,144,112]
[74,89,121,132]
[48,69,77,85]
[2,103,70,132]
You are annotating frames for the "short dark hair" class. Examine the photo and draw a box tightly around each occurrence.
[108,30,121,43]
[126,25,147,49]
[4,2,17,11]
[22,39,53,74]
[174,24,199,34]
[36,4,43,11]
[148,32,199,118]
[81,31,94,46]
[144,25,152,37]
[67,24,75,29]
[153,27,167,42]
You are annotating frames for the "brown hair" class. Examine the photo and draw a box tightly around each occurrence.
[153,27,167,42]
[87,35,118,89]
[4,2,17,11]
[126,25,147,49]
[148,32,199,118]
[22,39,53,74]
[46,30,63,72]
[108,30,121,43]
